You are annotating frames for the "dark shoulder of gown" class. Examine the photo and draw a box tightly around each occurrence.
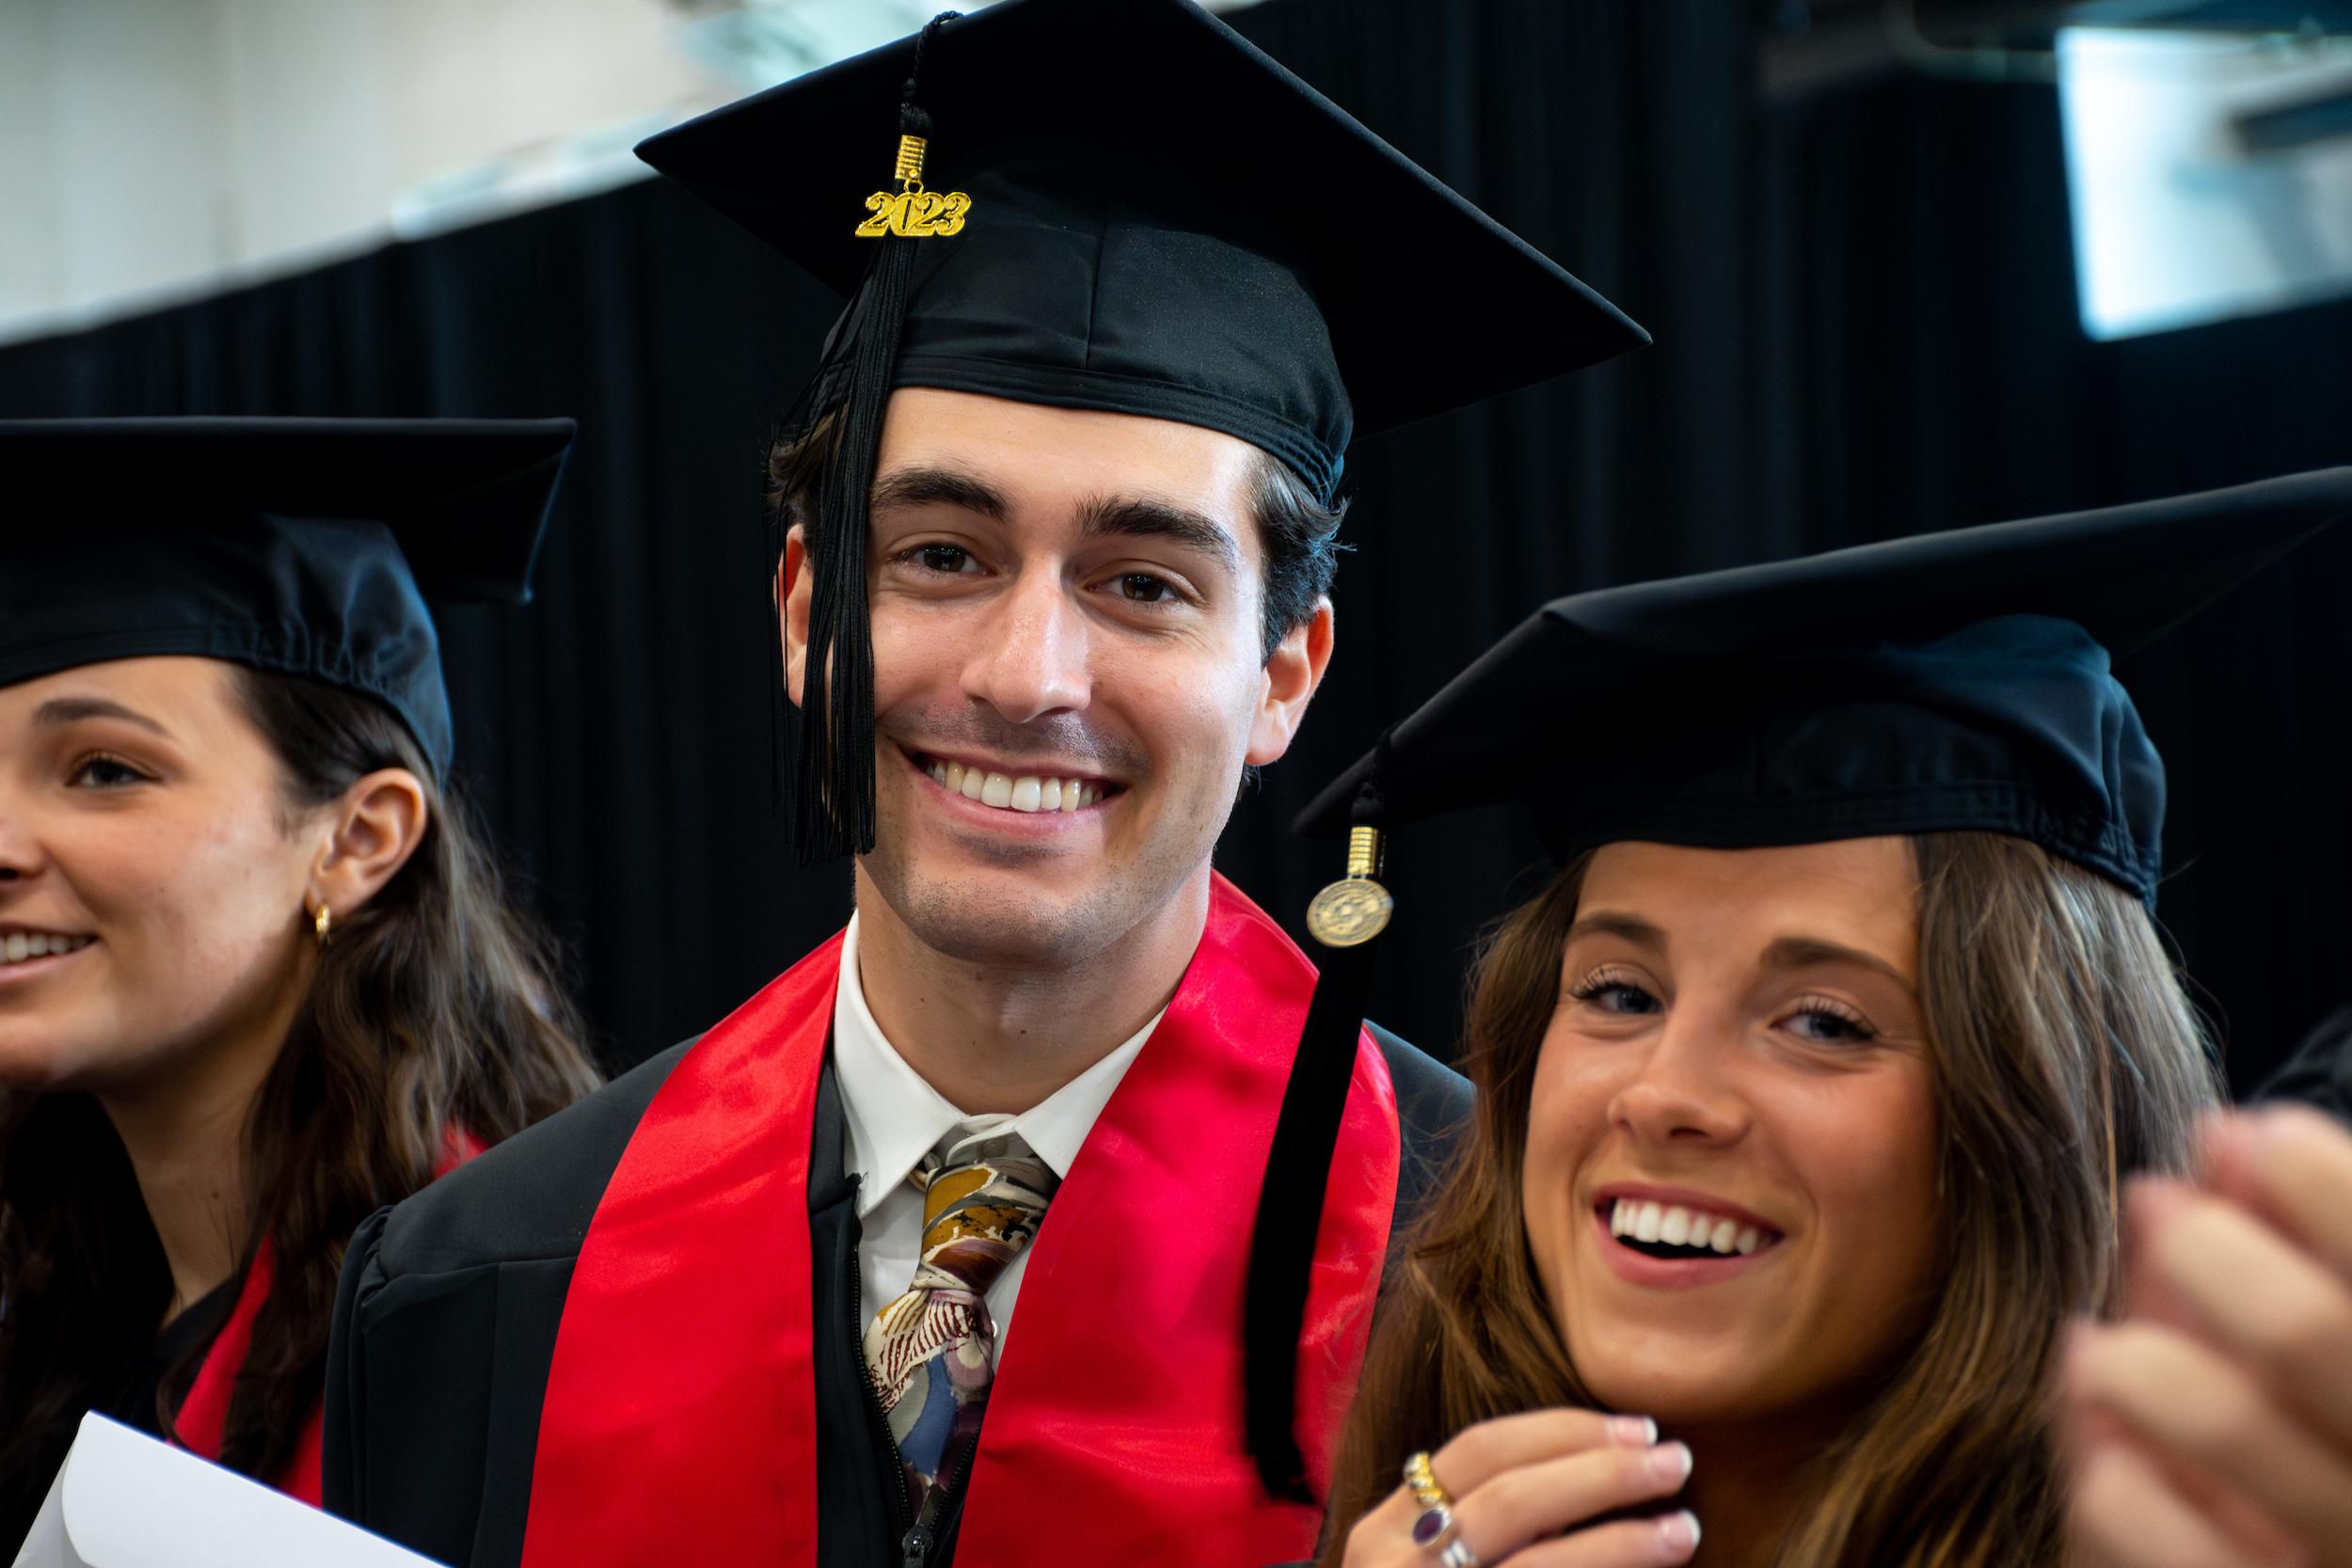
[102,1276,237,1438]
[325,1038,692,1567]
[1364,1021,1473,1232]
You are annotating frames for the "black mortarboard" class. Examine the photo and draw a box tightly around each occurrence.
[0,417,576,781]
[1245,467,2352,1497]
[636,0,1647,862]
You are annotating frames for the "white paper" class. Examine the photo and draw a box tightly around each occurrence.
[11,1414,448,1568]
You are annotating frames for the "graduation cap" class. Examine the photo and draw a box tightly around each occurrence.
[635,0,1648,862]
[1244,466,2352,1497]
[0,417,577,781]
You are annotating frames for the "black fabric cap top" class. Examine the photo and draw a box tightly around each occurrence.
[1296,467,2352,905]
[0,417,576,780]
[636,0,1647,502]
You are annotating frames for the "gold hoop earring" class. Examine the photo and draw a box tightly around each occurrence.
[313,903,332,946]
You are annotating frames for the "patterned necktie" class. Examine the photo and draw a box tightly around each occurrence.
[863,1123,1058,1507]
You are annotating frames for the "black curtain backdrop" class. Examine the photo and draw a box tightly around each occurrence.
[6,0,2347,1091]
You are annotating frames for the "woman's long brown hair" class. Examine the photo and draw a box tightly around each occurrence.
[1321,833,2221,1568]
[0,668,602,1534]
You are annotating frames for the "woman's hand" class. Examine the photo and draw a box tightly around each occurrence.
[1341,1409,1700,1568]
[2065,1105,2352,1568]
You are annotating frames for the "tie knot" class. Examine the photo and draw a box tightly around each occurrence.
[918,1114,1023,1180]
[912,1124,1057,1297]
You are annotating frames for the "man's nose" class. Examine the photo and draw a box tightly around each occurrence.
[961,567,1091,724]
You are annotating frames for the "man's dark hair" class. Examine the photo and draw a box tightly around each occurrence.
[765,418,1345,662]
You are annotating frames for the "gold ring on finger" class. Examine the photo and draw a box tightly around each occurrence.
[1403,1450,1451,1510]
[1402,1450,1456,1550]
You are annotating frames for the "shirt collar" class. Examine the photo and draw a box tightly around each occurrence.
[832,912,1165,1218]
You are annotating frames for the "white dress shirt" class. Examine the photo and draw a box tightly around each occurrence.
[833,913,1163,1352]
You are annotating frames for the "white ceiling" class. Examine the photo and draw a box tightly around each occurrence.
[0,0,1266,347]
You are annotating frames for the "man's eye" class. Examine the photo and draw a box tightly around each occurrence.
[1117,573,1177,604]
[914,545,975,575]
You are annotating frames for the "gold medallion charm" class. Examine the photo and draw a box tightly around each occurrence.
[1305,825,1392,949]
[854,133,970,239]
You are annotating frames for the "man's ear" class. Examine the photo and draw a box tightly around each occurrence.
[308,768,429,924]
[778,524,812,709]
[1245,595,1335,768]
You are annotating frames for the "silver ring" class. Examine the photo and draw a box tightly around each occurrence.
[1407,1500,1454,1550]
[1438,1539,1482,1568]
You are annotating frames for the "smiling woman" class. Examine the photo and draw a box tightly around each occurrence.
[0,420,602,1544]
[1323,831,2213,1568]
[1296,469,2352,1568]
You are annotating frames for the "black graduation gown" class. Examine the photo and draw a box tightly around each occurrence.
[324,1022,1466,1568]
[102,1279,235,1439]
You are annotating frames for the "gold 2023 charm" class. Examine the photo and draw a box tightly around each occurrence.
[855,134,969,238]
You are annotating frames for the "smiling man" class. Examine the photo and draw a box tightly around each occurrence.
[321,4,1642,1567]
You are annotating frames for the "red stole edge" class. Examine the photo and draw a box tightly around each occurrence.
[955,874,1400,1564]
[520,877,1401,1568]
[521,933,839,1568]
[175,1130,485,1506]
[171,1240,325,1505]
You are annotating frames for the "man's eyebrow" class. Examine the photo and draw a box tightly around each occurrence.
[1564,911,1665,950]
[32,696,174,739]
[1760,935,1915,993]
[869,465,1009,520]
[1075,495,1242,575]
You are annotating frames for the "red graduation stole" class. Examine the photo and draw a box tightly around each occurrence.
[519,873,1401,1568]
[175,1129,486,1505]
[172,1239,325,1505]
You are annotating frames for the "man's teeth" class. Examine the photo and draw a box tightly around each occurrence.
[0,932,93,966]
[926,759,1103,814]
[1609,1198,1764,1257]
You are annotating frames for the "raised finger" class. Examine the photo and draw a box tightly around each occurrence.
[2205,1107,2352,1284]
[1451,1441,1692,1564]
[1498,1512,1701,1568]
[2054,1338,2144,1472]
[2070,1441,2279,1568]
[2120,1181,2214,1334]
[2072,1321,2352,1555]
[2058,1372,2293,1558]
[2138,1192,2352,1451]
[1428,1408,1660,1497]
[2065,1324,2309,1557]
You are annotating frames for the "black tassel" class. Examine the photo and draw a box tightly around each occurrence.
[1244,767,1391,1503]
[790,12,960,863]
